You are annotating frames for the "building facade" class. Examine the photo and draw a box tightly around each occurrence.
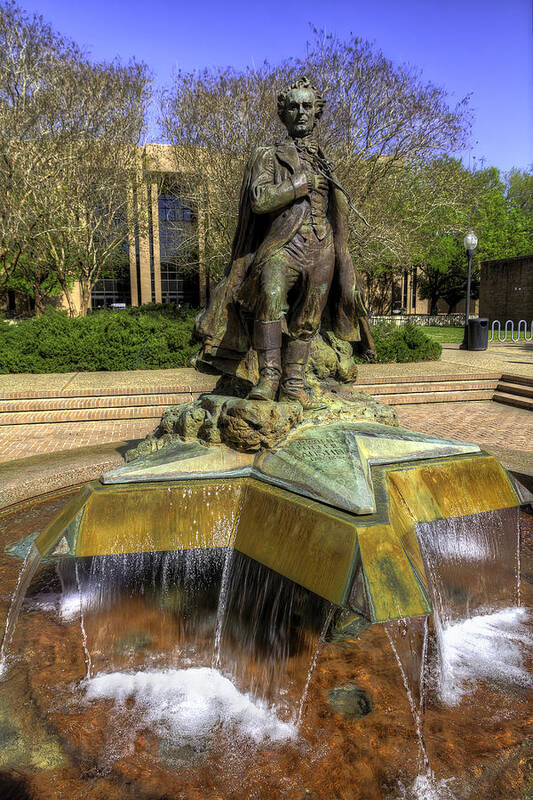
[89,144,207,312]
[479,254,533,323]
[373,268,478,317]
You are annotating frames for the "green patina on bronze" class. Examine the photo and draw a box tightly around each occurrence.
[33,484,91,556]
[104,420,481,516]
[194,76,375,404]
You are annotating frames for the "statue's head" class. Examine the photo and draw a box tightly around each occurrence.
[277,76,325,139]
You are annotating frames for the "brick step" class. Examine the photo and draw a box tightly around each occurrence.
[0,406,169,426]
[381,389,495,405]
[0,382,216,401]
[500,373,533,388]
[0,373,499,400]
[493,392,533,411]
[360,379,498,396]
[0,392,196,413]
[496,381,533,399]
[356,372,499,386]
[0,379,500,422]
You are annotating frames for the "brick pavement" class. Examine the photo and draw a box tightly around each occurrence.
[0,399,531,465]
[396,400,533,452]
[0,417,158,463]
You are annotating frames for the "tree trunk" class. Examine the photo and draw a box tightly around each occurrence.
[54,267,77,317]
[62,283,78,317]
[34,281,43,317]
[79,278,91,317]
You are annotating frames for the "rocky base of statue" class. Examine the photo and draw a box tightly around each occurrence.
[308,331,360,383]
[125,384,399,461]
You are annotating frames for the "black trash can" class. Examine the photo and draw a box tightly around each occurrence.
[468,317,489,351]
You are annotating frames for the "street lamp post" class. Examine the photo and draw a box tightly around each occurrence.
[459,230,478,350]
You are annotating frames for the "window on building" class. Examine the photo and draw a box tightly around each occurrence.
[160,262,198,305]
[158,190,198,305]
[91,261,131,309]
[91,209,132,309]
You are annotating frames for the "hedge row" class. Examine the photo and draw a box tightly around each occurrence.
[0,305,200,373]
[0,308,441,373]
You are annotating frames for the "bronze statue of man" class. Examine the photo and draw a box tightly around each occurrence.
[195,76,375,406]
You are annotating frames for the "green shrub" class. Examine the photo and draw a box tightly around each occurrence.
[0,308,441,374]
[365,321,442,363]
[0,305,200,373]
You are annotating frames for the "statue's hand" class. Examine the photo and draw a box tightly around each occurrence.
[305,172,329,193]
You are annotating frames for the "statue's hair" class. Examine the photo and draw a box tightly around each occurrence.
[277,76,325,121]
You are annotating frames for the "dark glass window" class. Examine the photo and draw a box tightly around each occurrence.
[160,262,198,306]
[91,260,131,309]
[158,191,198,305]
[91,209,131,309]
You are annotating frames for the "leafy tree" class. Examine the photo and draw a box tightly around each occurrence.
[0,1,83,311]
[0,2,151,315]
[415,164,533,314]
[36,58,151,315]
[159,29,472,284]
[471,167,533,262]
[507,166,533,215]
[416,236,478,314]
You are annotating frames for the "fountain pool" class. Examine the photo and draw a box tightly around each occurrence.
[0,484,531,800]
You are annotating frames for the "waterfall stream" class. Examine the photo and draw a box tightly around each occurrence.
[387,505,530,798]
[0,544,42,677]
[75,561,93,680]
[297,604,335,724]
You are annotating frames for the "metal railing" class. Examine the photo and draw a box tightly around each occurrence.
[489,319,533,343]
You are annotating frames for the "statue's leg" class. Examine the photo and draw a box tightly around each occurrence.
[279,231,335,407]
[278,337,315,406]
[247,255,291,401]
[247,320,282,401]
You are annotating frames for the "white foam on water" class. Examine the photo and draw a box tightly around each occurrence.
[83,666,296,744]
[439,606,533,706]
[396,772,455,799]
[28,589,98,622]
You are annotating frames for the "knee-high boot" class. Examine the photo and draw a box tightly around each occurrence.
[247,320,282,401]
[279,337,313,406]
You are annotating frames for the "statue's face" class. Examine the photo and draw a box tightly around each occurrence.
[282,88,317,138]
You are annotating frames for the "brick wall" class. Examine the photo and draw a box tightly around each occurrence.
[480,255,533,323]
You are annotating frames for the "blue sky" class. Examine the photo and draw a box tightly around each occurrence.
[25,0,533,172]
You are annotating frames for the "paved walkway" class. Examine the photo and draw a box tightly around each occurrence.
[439,341,533,378]
[0,342,530,468]
[0,418,156,463]
[398,400,533,452]
[0,368,211,395]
